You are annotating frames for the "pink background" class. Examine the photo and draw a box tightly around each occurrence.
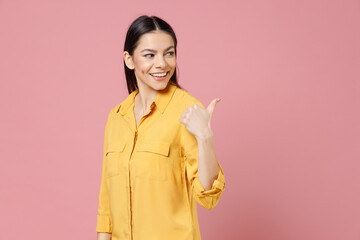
[0,0,359,239]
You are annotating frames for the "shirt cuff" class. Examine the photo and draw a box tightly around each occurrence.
[96,215,112,233]
[193,162,225,197]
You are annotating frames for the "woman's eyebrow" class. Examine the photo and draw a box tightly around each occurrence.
[141,46,174,53]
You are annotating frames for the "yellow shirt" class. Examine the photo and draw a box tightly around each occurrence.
[96,82,226,240]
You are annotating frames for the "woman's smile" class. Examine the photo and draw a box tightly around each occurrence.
[150,71,169,81]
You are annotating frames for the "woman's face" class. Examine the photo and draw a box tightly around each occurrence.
[124,30,176,91]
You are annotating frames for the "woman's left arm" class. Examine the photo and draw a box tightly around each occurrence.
[180,98,225,210]
[180,98,222,190]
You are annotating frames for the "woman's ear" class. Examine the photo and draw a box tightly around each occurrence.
[123,51,134,70]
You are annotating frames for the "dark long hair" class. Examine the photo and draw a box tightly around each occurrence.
[123,15,183,94]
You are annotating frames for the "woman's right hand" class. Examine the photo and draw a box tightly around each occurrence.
[97,232,111,240]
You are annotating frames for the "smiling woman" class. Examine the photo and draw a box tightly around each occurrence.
[96,15,225,240]
[124,30,176,88]
[122,16,182,95]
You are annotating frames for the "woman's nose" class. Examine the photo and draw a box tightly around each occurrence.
[155,56,166,68]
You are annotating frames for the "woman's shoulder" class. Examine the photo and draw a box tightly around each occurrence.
[105,103,122,118]
[174,87,205,109]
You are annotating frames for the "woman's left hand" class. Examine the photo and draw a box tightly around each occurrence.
[179,98,221,139]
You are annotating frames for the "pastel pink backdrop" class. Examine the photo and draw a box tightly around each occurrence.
[0,0,359,239]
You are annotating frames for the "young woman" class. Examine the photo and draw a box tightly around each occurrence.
[96,15,225,240]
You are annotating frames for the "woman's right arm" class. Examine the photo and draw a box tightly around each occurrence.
[97,232,112,240]
[96,112,113,235]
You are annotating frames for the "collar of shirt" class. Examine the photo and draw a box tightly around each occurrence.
[116,82,177,116]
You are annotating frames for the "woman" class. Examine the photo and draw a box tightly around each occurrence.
[96,15,226,240]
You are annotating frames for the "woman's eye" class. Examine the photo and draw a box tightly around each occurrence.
[144,52,174,58]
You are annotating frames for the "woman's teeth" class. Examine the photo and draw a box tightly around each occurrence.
[150,72,167,77]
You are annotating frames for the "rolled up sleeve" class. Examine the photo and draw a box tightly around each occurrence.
[192,161,225,210]
[96,215,112,233]
[96,112,113,233]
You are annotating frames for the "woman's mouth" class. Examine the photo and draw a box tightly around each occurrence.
[150,71,169,81]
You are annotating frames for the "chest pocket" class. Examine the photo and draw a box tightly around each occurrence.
[106,141,126,177]
[135,141,170,181]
